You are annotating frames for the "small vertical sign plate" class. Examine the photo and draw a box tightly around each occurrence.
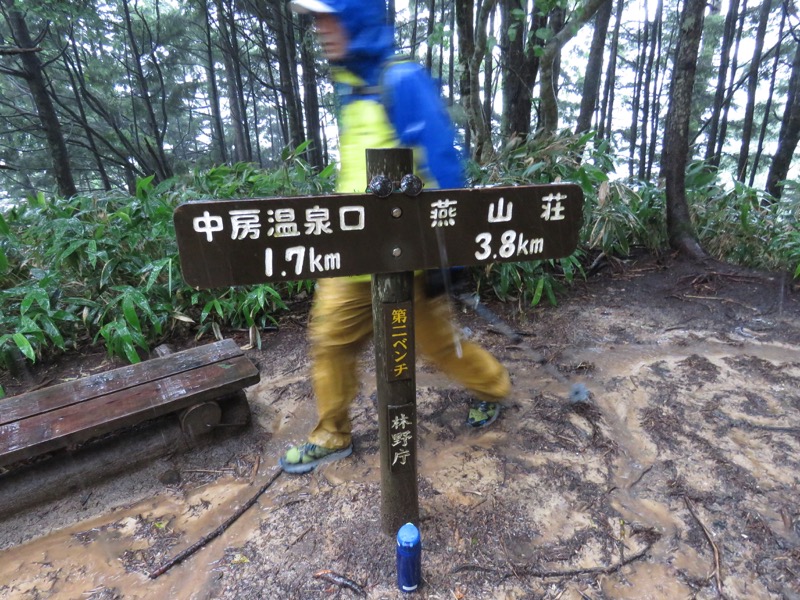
[387,404,416,473]
[384,301,414,381]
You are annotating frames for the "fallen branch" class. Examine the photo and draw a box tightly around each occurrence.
[182,468,234,475]
[684,496,725,598]
[249,454,261,483]
[17,377,56,393]
[290,525,313,547]
[149,468,282,579]
[679,272,766,286]
[628,464,654,489]
[452,531,660,579]
[669,294,713,311]
[314,570,367,597]
[711,409,800,436]
[727,418,799,436]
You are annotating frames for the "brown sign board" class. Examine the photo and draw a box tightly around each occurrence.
[174,184,583,289]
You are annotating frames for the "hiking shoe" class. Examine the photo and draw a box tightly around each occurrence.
[467,401,501,428]
[279,442,353,474]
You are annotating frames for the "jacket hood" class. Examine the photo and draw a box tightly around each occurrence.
[293,0,395,85]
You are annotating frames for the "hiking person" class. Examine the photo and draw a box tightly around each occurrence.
[280,0,510,474]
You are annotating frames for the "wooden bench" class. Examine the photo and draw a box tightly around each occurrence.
[0,339,260,470]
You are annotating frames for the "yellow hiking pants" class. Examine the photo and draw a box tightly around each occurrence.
[306,276,511,449]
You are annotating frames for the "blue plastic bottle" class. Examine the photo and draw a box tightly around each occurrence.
[396,522,421,593]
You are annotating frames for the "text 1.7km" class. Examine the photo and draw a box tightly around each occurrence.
[265,246,342,277]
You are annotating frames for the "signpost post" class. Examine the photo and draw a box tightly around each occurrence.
[366,149,419,534]
[174,148,584,534]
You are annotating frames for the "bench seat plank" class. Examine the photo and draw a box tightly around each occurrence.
[0,354,259,468]
[0,339,244,427]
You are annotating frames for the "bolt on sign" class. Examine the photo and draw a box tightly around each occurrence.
[173,184,584,289]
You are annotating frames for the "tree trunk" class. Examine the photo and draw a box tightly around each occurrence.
[576,0,612,134]
[598,0,623,141]
[661,0,707,258]
[425,0,435,72]
[693,0,721,131]
[765,38,800,200]
[628,17,646,177]
[538,5,565,136]
[2,1,77,197]
[713,1,746,168]
[266,45,289,146]
[500,0,531,141]
[455,0,497,162]
[750,8,785,187]
[63,37,112,191]
[121,0,173,181]
[410,0,419,58]
[67,65,149,181]
[245,49,263,166]
[483,8,494,128]
[455,0,473,154]
[214,0,250,163]
[447,0,454,104]
[200,0,228,164]
[537,0,608,137]
[226,0,254,162]
[704,0,740,164]
[736,0,771,182]
[298,14,324,170]
[270,1,304,150]
[646,33,665,182]
[638,0,662,180]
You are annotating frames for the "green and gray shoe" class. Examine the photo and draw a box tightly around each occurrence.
[467,401,501,428]
[279,442,353,474]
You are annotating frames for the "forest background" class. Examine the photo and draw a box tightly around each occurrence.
[0,0,799,393]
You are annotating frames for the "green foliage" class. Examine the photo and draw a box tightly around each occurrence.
[187,144,334,200]
[0,154,332,369]
[589,180,667,255]
[469,131,649,306]
[3,128,797,373]
[472,138,799,310]
[687,161,800,276]
[465,132,800,307]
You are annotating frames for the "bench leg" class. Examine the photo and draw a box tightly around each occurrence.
[219,389,251,427]
[179,401,222,439]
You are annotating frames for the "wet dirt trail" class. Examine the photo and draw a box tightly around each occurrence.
[1,256,799,599]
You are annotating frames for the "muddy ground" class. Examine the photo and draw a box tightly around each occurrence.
[1,252,799,600]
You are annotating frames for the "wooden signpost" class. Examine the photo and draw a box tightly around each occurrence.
[367,149,419,535]
[174,149,584,534]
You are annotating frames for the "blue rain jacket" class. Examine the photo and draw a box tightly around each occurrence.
[311,0,464,191]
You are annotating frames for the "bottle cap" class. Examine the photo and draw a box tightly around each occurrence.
[397,522,420,547]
